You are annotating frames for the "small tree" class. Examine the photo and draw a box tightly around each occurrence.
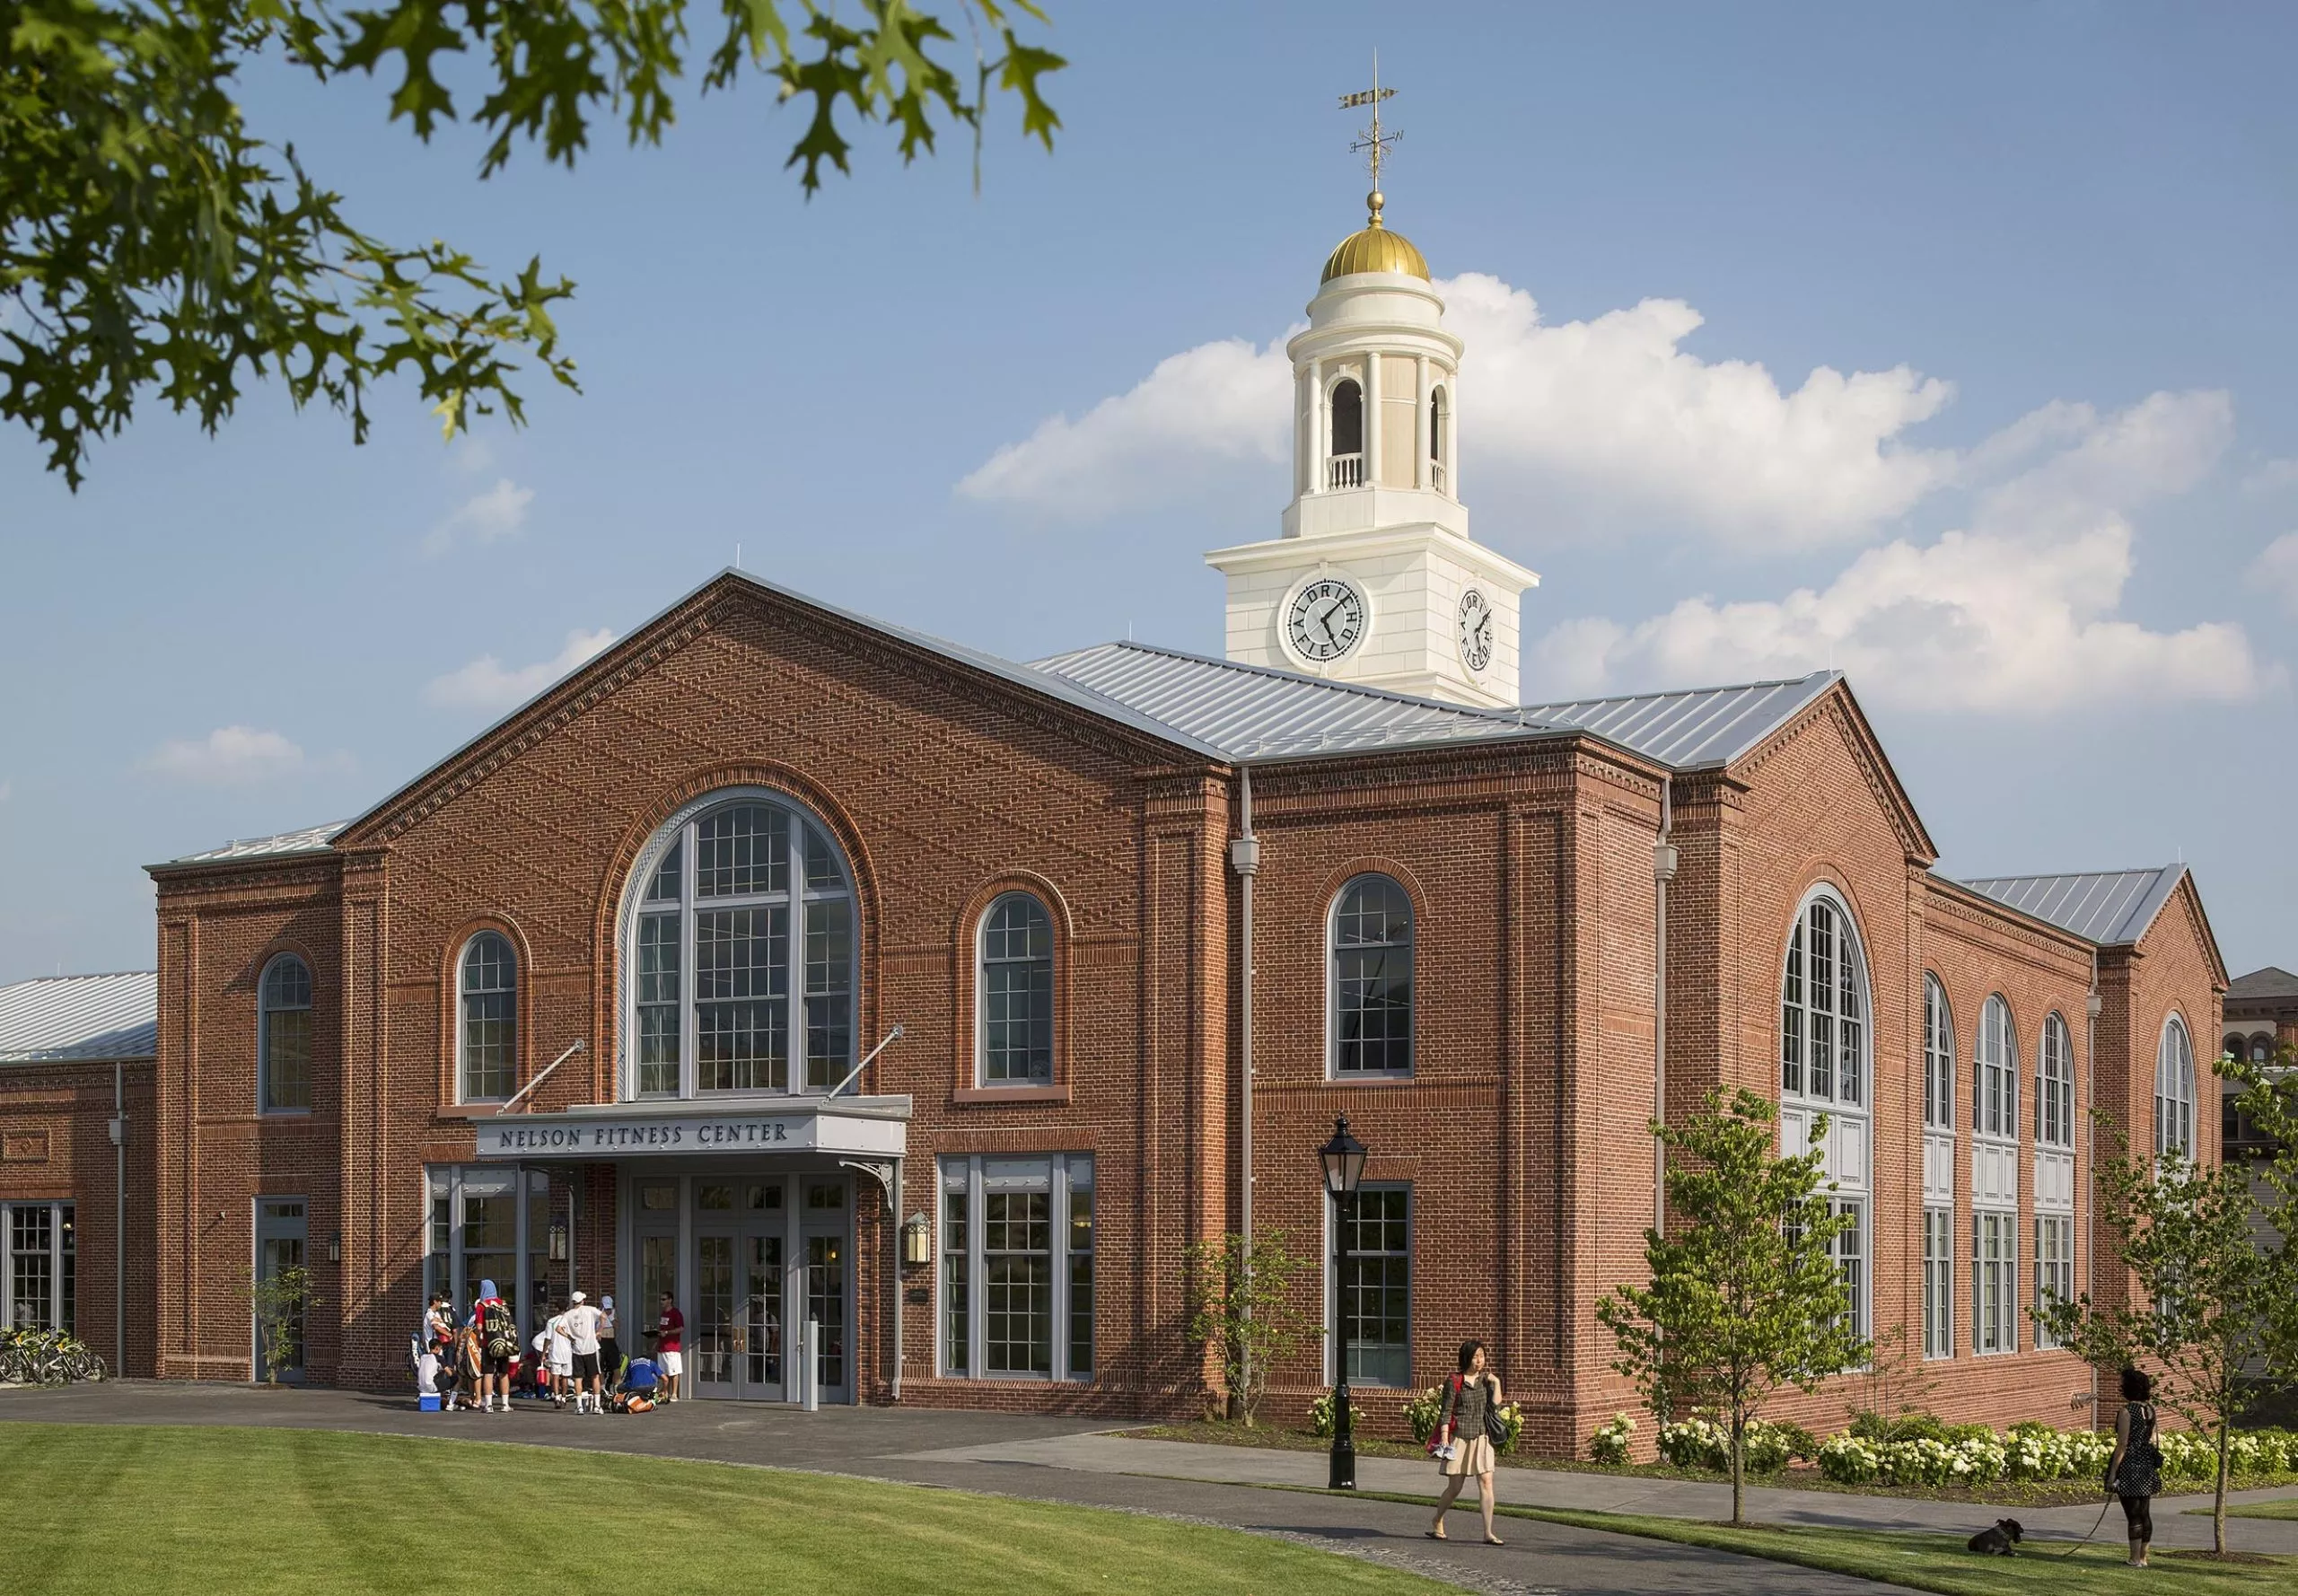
[1185,1229,1319,1426]
[2037,1126,2294,1556]
[1598,1088,1867,1523]
[1846,1320,1937,1436]
[2225,1046,2298,1381]
[243,1266,320,1386]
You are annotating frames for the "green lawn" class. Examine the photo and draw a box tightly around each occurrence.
[1320,1486,2293,1595]
[2218,1498,2298,1521]
[0,1425,1449,1596]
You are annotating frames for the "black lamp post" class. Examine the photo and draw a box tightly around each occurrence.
[1320,1114,1367,1491]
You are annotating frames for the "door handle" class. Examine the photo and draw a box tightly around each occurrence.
[732,1330,747,1352]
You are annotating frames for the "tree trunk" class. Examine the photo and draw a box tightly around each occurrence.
[2215,1418,2231,1556]
[1730,1410,1746,1525]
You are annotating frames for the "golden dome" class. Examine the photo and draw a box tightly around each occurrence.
[1320,191,1430,283]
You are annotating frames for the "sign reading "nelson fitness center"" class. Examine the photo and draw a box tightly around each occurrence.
[474,1103,910,1161]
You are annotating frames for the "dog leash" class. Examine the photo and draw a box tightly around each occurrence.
[2052,1500,2117,1558]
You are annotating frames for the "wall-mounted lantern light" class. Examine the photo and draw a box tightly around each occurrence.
[328,1231,343,1265]
[902,1211,932,1267]
[548,1222,569,1262]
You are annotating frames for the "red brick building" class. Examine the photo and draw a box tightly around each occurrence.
[6,206,2229,1452]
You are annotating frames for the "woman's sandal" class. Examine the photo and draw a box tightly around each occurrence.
[1485,1535,1506,1546]
[1425,1529,1445,1540]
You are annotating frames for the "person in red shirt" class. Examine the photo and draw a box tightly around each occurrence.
[652,1292,685,1402]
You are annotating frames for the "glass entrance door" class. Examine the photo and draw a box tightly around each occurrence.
[254,1199,308,1381]
[741,1234,784,1396]
[800,1178,849,1403]
[692,1232,737,1396]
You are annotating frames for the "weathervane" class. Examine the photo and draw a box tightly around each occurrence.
[1338,52,1399,225]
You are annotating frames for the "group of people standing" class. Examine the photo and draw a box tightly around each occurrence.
[416,1285,689,1412]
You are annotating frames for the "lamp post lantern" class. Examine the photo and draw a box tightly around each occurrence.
[1320,1114,1367,1491]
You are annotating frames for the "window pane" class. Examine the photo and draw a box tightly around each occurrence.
[11,1206,55,1329]
[265,1009,313,1111]
[1334,878,1413,1076]
[943,1172,969,1376]
[697,907,787,1092]
[637,911,681,1094]
[697,804,787,898]
[1338,1188,1409,1387]
[645,840,682,904]
[804,898,854,1090]
[985,1192,1053,1375]
[1067,1173,1093,1378]
[803,821,846,894]
[982,896,1054,1086]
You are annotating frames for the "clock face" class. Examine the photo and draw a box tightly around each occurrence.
[1285,576,1367,663]
[1458,589,1495,673]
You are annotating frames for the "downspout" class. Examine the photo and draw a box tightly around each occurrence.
[1229,766,1261,1418]
[1653,776,1677,1232]
[2084,958,2101,1430]
[112,1061,127,1374]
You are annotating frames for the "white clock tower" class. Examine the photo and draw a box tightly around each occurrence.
[1206,113,1536,708]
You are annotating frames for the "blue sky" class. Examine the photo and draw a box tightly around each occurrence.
[3,2,2294,984]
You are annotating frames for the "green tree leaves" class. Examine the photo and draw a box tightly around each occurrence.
[1598,1089,1869,1524]
[0,0,1065,486]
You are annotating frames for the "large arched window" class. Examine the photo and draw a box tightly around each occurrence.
[458,931,518,1103]
[1922,975,1954,1129]
[1975,995,2018,1140]
[258,954,313,1112]
[622,791,855,1099]
[978,892,1054,1086]
[1330,874,1412,1077]
[1780,892,1866,1108]
[1779,889,1871,1341]
[2155,1014,2197,1163]
[2038,1013,2074,1149]
[1329,378,1364,487]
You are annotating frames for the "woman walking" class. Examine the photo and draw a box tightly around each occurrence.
[1425,1340,1505,1546]
[2106,1366,2163,1568]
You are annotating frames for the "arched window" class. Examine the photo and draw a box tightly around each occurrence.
[458,931,517,1102]
[1429,385,1448,458]
[2224,1034,2246,1063]
[1329,377,1364,472]
[978,892,1054,1086]
[2038,1013,2074,1148]
[258,954,312,1112]
[2253,1035,2275,1065]
[621,790,855,1099]
[1975,995,2018,1140]
[1922,975,1954,1129]
[2155,1014,2197,1163]
[1330,874,1412,1077]
[1780,892,1866,1107]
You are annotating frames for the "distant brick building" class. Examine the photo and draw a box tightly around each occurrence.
[5,203,2229,1452]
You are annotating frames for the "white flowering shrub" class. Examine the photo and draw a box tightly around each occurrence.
[1589,1412,1636,1465]
[1657,1416,1794,1472]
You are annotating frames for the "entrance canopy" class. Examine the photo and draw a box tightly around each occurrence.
[474,1093,909,1162]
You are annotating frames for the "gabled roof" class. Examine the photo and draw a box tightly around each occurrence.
[1517,671,1841,771]
[1958,866,2187,947]
[2229,966,2298,1003]
[0,971,158,1063]
[161,820,349,868]
[1032,640,1563,760]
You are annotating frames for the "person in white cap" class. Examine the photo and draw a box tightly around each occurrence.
[562,1290,605,1414]
[597,1293,623,1397]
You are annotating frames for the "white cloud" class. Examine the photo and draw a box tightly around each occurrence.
[423,478,534,556]
[143,726,307,785]
[956,274,1956,549]
[424,628,618,713]
[2250,532,2298,616]
[1531,392,2272,715]
[956,337,1292,519]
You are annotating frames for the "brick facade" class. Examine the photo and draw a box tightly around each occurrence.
[101,572,2226,1452]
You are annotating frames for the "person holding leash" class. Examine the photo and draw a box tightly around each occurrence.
[2106,1366,2163,1568]
[1425,1339,1505,1546]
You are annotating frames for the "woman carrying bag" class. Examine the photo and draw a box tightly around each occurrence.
[1425,1339,1505,1545]
[2106,1366,2164,1568]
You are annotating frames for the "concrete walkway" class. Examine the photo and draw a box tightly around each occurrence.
[0,1381,1904,1595]
[931,1430,2298,1556]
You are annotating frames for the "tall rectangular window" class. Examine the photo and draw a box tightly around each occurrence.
[1974,1210,2017,1355]
[1921,1207,1952,1360]
[1833,1199,1866,1342]
[1333,1185,1410,1387]
[2034,1215,2074,1349]
[939,1153,1092,1381]
[6,1203,74,1331]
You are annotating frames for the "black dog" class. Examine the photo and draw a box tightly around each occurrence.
[1966,1518,2023,1556]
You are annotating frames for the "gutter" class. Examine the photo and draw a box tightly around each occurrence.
[1229,766,1261,1418]
[1654,776,1677,1231]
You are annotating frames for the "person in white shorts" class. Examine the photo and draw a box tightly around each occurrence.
[561,1290,605,1414]
[546,1302,574,1407]
[653,1292,685,1401]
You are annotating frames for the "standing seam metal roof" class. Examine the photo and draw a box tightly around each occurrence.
[162,820,350,867]
[1956,867,2186,947]
[1516,672,1841,770]
[0,971,159,1062]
